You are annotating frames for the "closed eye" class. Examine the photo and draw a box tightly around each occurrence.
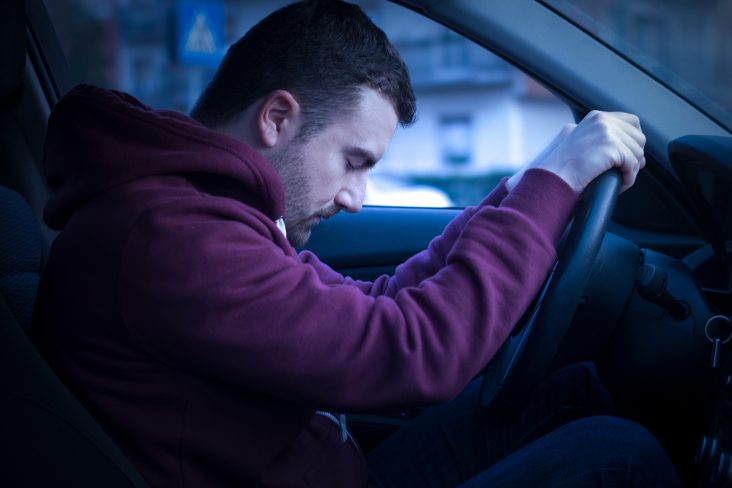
[344,146,378,171]
[346,159,374,172]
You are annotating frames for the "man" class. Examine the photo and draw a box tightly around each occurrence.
[33,0,680,486]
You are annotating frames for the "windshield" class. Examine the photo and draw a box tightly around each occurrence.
[540,0,732,131]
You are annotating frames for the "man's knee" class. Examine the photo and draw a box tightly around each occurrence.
[557,415,682,487]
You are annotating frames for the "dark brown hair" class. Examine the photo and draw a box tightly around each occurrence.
[190,0,416,138]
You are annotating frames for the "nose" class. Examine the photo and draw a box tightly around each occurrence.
[334,171,367,213]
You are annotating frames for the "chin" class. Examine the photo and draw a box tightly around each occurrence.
[288,229,312,248]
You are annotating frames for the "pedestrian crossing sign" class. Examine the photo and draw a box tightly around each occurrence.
[173,0,225,68]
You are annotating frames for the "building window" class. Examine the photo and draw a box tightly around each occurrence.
[440,115,472,166]
[442,32,469,69]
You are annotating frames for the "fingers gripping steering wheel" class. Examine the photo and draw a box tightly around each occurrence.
[481,170,622,416]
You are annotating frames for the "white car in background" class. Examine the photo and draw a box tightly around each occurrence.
[366,175,453,207]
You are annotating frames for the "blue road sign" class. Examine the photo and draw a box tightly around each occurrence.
[173,0,225,68]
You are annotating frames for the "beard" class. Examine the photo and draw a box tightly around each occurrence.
[269,141,337,247]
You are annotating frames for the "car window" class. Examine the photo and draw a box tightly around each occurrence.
[540,0,732,132]
[43,0,573,208]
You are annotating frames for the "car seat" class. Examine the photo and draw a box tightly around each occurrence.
[0,0,147,485]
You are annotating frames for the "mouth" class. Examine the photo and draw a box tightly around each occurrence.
[299,208,339,230]
[307,215,325,228]
[316,209,339,221]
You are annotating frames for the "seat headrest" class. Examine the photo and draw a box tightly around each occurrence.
[0,186,43,332]
[0,0,26,100]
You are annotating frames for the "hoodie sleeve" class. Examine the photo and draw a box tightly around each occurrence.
[119,169,576,411]
[298,177,511,296]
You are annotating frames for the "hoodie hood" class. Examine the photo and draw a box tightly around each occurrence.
[42,84,285,230]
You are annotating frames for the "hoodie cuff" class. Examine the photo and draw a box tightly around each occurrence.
[499,168,579,245]
[477,176,510,209]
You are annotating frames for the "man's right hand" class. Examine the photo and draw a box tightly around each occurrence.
[508,111,646,194]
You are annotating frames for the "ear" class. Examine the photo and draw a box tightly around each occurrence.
[257,90,302,148]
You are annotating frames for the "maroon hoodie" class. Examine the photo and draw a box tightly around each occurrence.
[33,85,578,487]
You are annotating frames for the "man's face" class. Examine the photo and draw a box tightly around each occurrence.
[270,88,399,247]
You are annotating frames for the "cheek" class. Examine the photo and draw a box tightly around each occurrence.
[310,156,346,201]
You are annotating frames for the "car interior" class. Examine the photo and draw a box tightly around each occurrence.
[1,0,731,486]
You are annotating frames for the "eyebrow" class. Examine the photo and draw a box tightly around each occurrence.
[345,146,378,169]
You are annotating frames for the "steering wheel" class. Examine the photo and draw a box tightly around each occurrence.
[481,169,622,416]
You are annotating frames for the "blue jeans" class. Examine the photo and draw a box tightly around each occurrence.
[368,363,681,487]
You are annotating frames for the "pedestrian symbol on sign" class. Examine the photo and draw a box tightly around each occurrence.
[172,0,224,68]
[185,13,216,54]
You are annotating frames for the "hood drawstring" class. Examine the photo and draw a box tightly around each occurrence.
[315,410,351,444]
[339,413,348,443]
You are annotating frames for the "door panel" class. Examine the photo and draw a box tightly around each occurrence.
[302,206,460,280]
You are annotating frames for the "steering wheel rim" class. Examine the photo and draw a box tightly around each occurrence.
[481,169,622,416]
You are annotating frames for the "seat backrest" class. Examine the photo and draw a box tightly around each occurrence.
[0,1,148,485]
[0,286,150,486]
[0,186,43,332]
[0,187,149,487]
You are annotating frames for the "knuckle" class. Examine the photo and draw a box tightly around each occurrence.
[595,114,614,131]
[599,124,614,141]
[589,110,603,121]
